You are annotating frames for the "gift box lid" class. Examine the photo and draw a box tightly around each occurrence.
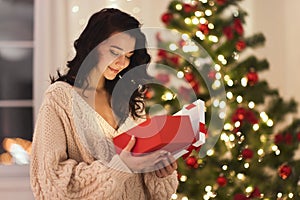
[113,115,195,155]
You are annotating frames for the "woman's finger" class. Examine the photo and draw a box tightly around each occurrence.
[123,135,136,152]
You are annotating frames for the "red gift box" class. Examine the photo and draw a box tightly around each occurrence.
[113,115,195,155]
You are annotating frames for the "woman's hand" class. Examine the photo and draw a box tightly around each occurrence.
[154,154,177,178]
[119,136,172,173]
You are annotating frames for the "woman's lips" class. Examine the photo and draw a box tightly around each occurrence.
[108,66,119,73]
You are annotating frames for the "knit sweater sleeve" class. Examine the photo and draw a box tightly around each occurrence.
[143,171,179,199]
[30,101,134,199]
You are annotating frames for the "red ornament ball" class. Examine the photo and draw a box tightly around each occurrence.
[186,156,197,167]
[247,71,259,86]
[235,40,246,51]
[183,3,193,13]
[274,133,284,144]
[161,13,173,24]
[278,164,292,179]
[241,148,254,159]
[223,26,233,40]
[233,194,248,200]
[249,187,261,198]
[216,176,227,187]
[198,23,209,35]
[297,132,300,141]
[216,0,227,5]
[234,18,244,35]
[144,88,154,99]
[184,72,195,82]
[284,133,293,144]
[208,70,216,80]
[157,49,168,58]
[170,55,180,65]
[232,107,247,122]
[156,73,170,84]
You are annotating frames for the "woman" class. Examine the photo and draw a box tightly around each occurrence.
[30,8,178,199]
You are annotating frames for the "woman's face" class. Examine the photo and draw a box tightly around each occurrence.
[97,32,136,80]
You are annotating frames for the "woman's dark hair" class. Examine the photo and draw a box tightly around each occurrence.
[51,8,151,124]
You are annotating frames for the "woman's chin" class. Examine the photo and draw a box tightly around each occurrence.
[104,74,117,80]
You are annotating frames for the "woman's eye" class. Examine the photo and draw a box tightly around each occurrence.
[110,50,119,56]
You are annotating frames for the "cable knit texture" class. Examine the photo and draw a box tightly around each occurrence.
[30,81,178,200]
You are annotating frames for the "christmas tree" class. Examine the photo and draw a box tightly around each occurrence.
[146,0,300,199]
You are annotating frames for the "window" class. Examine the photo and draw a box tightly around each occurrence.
[0,0,34,154]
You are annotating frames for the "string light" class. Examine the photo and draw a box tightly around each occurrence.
[161,92,175,101]
[180,175,187,182]
[232,51,239,60]
[217,55,226,64]
[171,194,178,199]
[175,4,183,10]
[245,186,253,193]
[177,71,184,78]
[227,92,233,99]
[257,149,264,156]
[213,99,220,107]
[271,145,278,151]
[288,193,294,198]
[205,9,212,16]
[182,196,189,200]
[184,18,192,25]
[208,23,214,29]
[214,64,221,71]
[241,77,247,87]
[182,34,190,40]
[207,149,214,156]
[219,101,226,108]
[267,119,273,127]
[244,163,250,168]
[224,123,233,130]
[224,75,230,81]
[253,124,259,131]
[208,0,215,6]
[233,10,239,17]
[208,35,218,43]
[248,101,255,109]
[212,80,221,89]
[260,112,269,122]
[169,43,178,51]
[205,186,212,192]
[222,165,228,170]
[199,17,207,24]
[195,11,203,17]
[236,95,243,103]
[196,31,205,40]
[183,43,199,52]
[192,17,200,25]
[72,5,79,13]
[219,112,226,119]
[237,173,245,180]
[221,133,229,142]
[277,193,283,198]
[260,135,267,143]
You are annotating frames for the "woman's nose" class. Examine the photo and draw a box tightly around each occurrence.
[115,55,126,68]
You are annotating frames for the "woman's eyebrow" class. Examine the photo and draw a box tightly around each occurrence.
[110,45,134,53]
[110,45,123,51]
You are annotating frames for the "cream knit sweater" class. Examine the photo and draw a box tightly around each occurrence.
[30,81,179,200]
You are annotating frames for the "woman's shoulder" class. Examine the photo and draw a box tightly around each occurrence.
[46,81,72,92]
[43,81,73,107]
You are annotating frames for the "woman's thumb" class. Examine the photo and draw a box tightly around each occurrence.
[123,135,136,152]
